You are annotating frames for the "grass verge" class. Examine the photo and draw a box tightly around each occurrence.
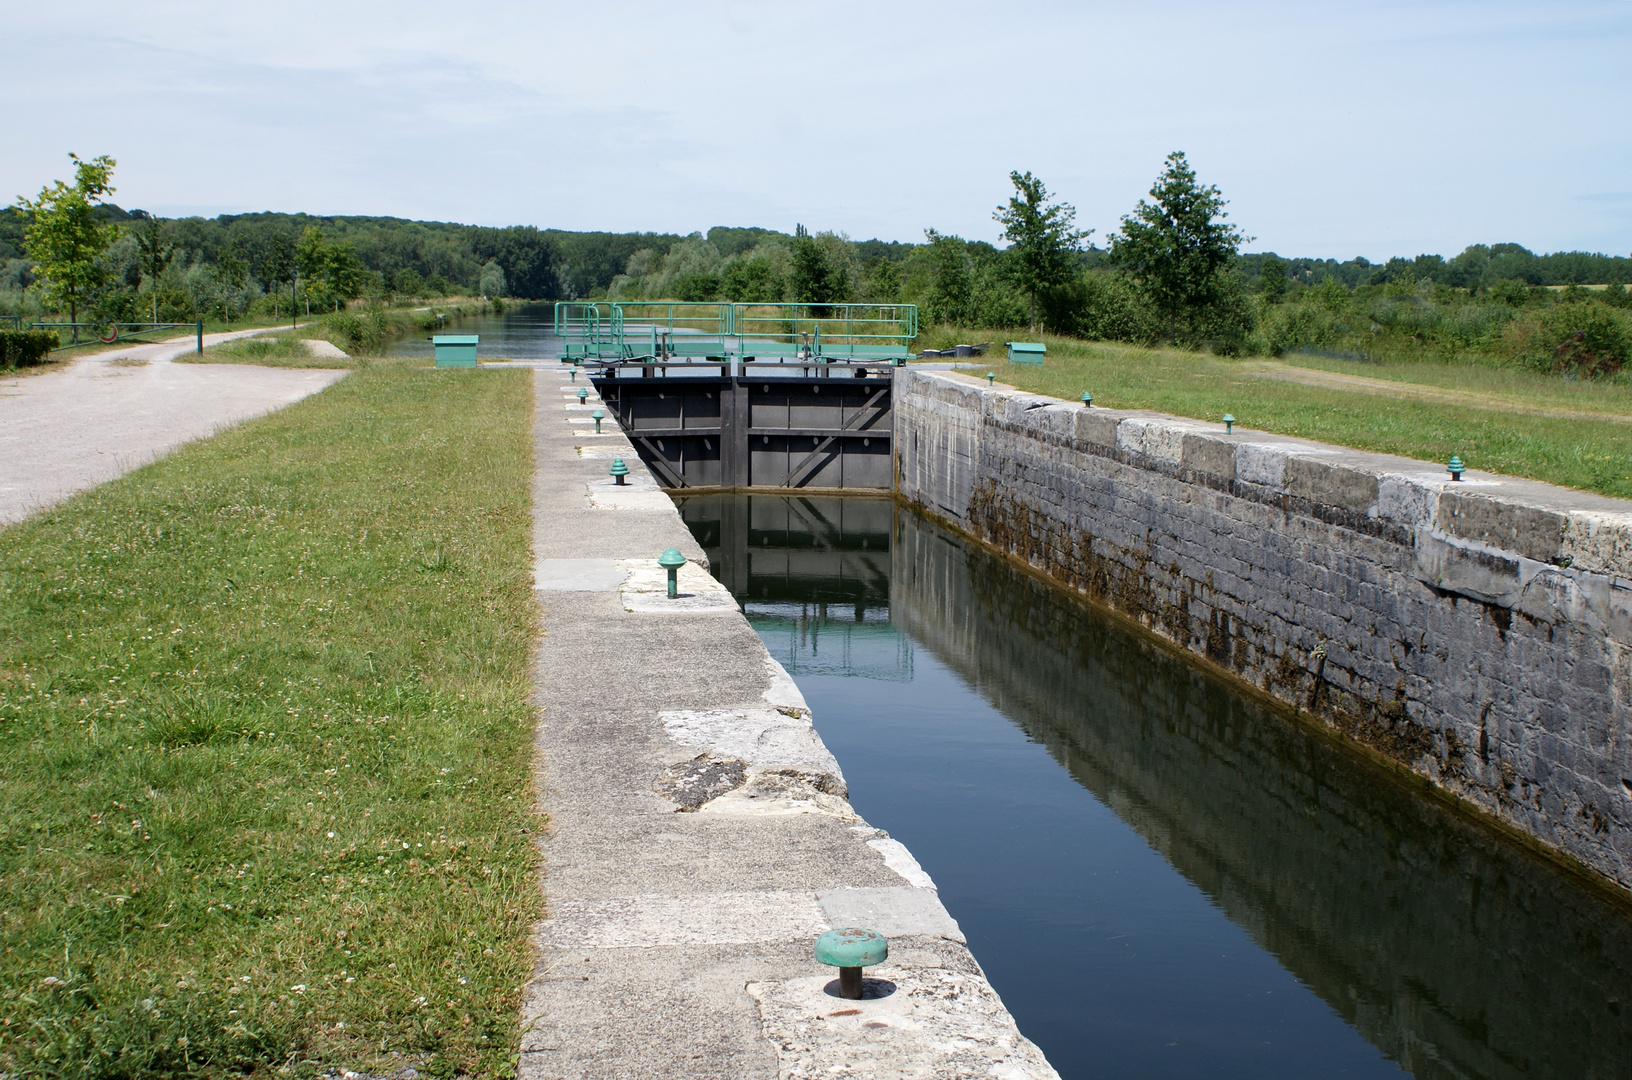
[946,334,1632,500]
[0,361,540,1078]
[185,334,359,370]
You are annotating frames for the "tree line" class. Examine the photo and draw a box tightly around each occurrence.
[5,152,1630,375]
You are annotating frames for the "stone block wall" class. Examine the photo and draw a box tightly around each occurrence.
[895,368,1632,890]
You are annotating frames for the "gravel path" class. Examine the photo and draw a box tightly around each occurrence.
[0,328,349,525]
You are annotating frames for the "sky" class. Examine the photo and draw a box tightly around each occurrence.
[6,1,1630,261]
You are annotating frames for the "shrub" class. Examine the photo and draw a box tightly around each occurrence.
[0,329,57,369]
[1485,278,1530,307]
[323,308,389,355]
[1042,271,1152,343]
[1523,303,1632,378]
[1259,300,1342,356]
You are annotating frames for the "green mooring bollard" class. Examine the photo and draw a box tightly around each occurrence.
[1448,455,1466,481]
[658,548,686,599]
[570,368,577,383]
[610,458,629,486]
[1222,413,1236,434]
[1081,391,1093,408]
[578,387,588,404]
[815,928,888,1000]
[985,372,995,386]
[592,409,604,433]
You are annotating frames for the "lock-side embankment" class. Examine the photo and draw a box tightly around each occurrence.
[895,368,1632,892]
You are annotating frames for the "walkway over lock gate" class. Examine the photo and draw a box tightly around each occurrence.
[553,301,918,365]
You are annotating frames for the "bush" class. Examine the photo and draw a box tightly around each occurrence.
[323,308,389,355]
[1042,271,1152,343]
[1258,299,1342,356]
[0,329,57,369]
[1526,303,1632,378]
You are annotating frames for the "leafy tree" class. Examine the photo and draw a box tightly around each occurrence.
[789,224,846,314]
[394,267,424,297]
[993,171,1090,332]
[670,272,720,302]
[1259,254,1288,302]
[14,153,120,332]
[257,231,297,320]
[720,257,783,302]
[1108,151,1249,342]
[296,226,367,312]
[862,257,901,303]
[478,259,507,297]
[132,214,174,323]
[474,226,557,298]
[922,230,974,325]
[1309,276,1349,312]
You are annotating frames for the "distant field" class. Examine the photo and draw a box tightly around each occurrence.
[945,335,1632,500]
[0,361,540,1078]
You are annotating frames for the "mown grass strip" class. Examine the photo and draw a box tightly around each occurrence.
[0,361,539,1078]
[963,335,1632,499]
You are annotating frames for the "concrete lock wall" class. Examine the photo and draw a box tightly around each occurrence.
[893,369,1632,891]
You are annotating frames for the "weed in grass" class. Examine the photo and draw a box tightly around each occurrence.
[0,361,540,1078]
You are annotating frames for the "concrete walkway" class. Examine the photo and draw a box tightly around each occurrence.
[522,367,1059,1079]
[0,328,348,525]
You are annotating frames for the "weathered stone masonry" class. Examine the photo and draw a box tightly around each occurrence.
[895,368,1632,890]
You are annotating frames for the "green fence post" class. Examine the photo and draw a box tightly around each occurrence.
[196,320,204,354]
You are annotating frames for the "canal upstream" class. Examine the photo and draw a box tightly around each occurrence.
[382,301,562,360]
[677,493,1632,1080]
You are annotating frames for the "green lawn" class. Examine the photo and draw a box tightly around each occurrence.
[0,362,540,1078]
[952,335,1632,499]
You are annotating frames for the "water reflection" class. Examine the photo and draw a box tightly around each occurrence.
[678,493,1632,1080]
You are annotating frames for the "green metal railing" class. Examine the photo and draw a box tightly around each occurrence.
[615,302,733,360]
[731,303,917,361]
[553,303,617,361]
[553,301,918,363]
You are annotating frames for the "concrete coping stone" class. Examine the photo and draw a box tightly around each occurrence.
[902,368,1632,579]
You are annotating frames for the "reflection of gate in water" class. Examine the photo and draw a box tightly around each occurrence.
[750,608,914,683]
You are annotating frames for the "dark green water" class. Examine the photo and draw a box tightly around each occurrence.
[677,493,1632,1080]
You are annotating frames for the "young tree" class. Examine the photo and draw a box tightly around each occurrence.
[789,224,846,314]
[1108,151,1249,341]
[1259,254,1288,302]
[296,226,367,312]
[478,259,507,298]
[14,153,120,334]
[133,214,175,323]
[922,229,974,326]
[993,171,1090,333]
